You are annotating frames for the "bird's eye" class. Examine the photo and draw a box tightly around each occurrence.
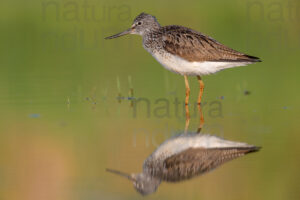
[137,22,142,25]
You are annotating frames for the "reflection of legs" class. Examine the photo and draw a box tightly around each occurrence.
[128,76,134,107]
[184,75,190,105]
[184,105,190,134]
[129,88,134,107]
[197,104,204,133]
[197,76,204,105]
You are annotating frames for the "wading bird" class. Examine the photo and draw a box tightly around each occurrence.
[107,133,260,195]
[106,13,261,105]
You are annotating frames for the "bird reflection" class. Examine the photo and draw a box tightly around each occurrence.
[107,104,260,196]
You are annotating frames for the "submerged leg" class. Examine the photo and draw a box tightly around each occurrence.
[184,75,190,105]
[197,76,205,105]
[196,104,204,133]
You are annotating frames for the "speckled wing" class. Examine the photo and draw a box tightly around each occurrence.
[159,147,259,182]
[160,25,261,62]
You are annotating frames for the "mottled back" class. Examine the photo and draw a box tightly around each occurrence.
[155,146,259,182]
[158,25,260,62]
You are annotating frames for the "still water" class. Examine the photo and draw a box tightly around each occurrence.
[0,85,299,200]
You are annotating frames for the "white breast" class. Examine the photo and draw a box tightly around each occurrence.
[150,51,250,76]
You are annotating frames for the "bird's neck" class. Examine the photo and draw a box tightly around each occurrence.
[142,24,161,37]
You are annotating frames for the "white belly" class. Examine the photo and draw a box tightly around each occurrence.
[149,133,253,160]
[151,51,250,76]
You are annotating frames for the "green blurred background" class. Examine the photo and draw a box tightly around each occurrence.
[0,0,299,199]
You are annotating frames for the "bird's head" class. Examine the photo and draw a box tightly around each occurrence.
[105,12,160,39]
[106,168,161,196]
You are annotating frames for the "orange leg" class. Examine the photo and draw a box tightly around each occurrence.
[197,76,204,105]
[184,104,190,134]
[184,75,190,105]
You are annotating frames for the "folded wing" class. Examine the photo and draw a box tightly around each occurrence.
[161,26,261,63]
[159,146,259,182]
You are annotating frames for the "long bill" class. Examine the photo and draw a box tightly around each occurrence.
[105,28,132,39]
[106,168,136,181]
